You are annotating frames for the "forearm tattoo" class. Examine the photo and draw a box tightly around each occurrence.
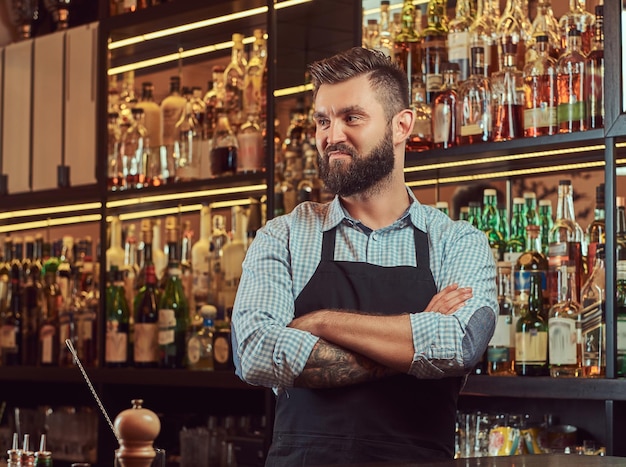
[294,339,396,388]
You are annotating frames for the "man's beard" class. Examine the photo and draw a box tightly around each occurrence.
[319,127,395,197]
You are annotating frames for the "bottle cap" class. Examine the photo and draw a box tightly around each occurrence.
[559,179,571,186]
[436,201,448,209]
[513,197,524,205]
[483,188,497,197]
[539,199,552,207]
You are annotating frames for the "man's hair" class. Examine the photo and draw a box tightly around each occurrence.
[308,47,410,120]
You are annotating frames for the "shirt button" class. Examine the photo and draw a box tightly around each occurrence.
[371,234,377,241]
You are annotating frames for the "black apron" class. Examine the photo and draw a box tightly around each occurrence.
[266,225,463,466]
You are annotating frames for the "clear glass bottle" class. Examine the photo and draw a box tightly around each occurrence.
[523,34,558,137]
[527,0,561,62]
[174,88,201,182]
[192,205,211,313]
[134,81,163,159]
[469,0,500,78]
[496,0,532,68]
[224,33,247,129]
[105,266,130,368]
[203,65,226,141]
[548,264,582,377]
[365,19,381,52]
[432,62,461,149]
[210,111,238,177]
[487,262,515,375]
[186,304,216,371]
[237,112,264,174]
[558,0,595,55]
[160,76,186,184]
[586,4,604,130]
[459,46,492,144]
[158,218,189,369]
[447,0,473,82]
[393,0,421,99]
[296,145,323,204]
[515,271,549,376]
[379,0,393,58]
[244,29,267,117]
[407,77,433,152]
[492,40,525,141]
[586,183,605,275]
[557,28,587,134]
[106,215,125,273]
[580,245,605,378]
[548,180,584,306]
[123,107,149,189]
[107,112,124,191]
[422,0,449,104]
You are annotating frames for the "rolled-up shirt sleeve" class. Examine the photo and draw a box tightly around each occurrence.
[408,222,498,379]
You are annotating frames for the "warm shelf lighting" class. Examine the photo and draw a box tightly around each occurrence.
[0,202,102,221]
[108,0,312,50]
[0,214,102,234]
[274,83,313,98]
[109,197,255,221]
[106,184,267,209]
[363,0,429,18]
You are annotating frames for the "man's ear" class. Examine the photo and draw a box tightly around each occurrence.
[392,108,415,145]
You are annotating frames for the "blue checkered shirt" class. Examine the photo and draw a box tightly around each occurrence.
[232,188,498,391]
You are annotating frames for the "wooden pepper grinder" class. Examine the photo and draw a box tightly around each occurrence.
[114,399,161,467]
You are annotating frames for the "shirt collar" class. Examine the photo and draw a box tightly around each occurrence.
[322,187,424,233]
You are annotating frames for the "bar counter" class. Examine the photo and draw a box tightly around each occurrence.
[324,455,626,467]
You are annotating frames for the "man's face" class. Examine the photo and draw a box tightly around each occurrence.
[313,75,395,197]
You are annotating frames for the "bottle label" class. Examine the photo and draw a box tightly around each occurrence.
[426,74,443,94]
[432,103,452,143]
[557,101,586,125]
[187,336,202,365]
[523,107,557,130]
[487,346,510,363]
[617,317,626,353]
[460,123,483,137]
[40,324,56,364]
[158,309,177,345]
[581,300,605,370]
[77,310,97,340]
[489,315,513,347]
[0,324,16,349]
[106,321,128,363]
[214,335,231,364]
[548,317,578,365]
[134,323,159,362]
[587,65,604,118]
[515,330,547,363]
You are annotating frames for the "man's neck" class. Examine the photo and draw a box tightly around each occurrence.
[340,180,411,231]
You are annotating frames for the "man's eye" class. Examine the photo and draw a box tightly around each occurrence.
[346,115,361,123]
[316,118,329,127]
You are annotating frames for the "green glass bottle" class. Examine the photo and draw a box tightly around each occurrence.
[616,261,626,377]
[515,270,548,376]
[538,199,554,256]
[158,218,190,369]
[505,197,526,264]
[105,266,130,368]
[481,188,504,261]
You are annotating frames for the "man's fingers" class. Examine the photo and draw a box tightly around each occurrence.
[424,285,472,314]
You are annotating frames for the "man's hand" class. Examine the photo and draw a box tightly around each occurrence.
[424,283,472,315]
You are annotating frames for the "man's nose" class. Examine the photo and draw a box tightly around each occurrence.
[326,120,347,145]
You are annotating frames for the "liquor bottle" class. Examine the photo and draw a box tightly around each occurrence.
[586,183,605,275]
[152,219,168,282]
[586,5,604,130]
[492,40,524,141]
[174,89,201,182]
[59,266,83,367]
[515,271,549,376]
[557,28,587,134]
[487,262,515,375]
[467,201,482,229]
[210,111,238,177]
[76,262,98,368]
[459,206,469,222]
[548,264,582,377]
[125,107,151,189]
[0,238,11,314]
[617,197,626,262]
[297,146,323,204]
[221,207,247,313]
[421,0,449,103]
[447,0,473,81]
[161,76,186,184]
[107,112,124,191]
[105,266,130,367]
[498,205,510,248]
[186,304,216,371]
[22,238,42,366]
[180,220,194,312]
[213,317,234,371]
[505,197,526,264]
[432,62,461,150]
[106,215,125,273]
[469,0,500,78]
[134,81,163,172]
[548,180,584,305]
[616,261,626,377]
[203,65,226,140]
[365,19,381,52]
[538,199,554,256]
[558,0,595,55]
[192,206,212,314]
[528,0,561,61]
[209,214,228,308]
[393,0,421,99]
[580,245,605,378]
[459,46,492,144]
[407,77,432,152]
[524,192,540,228]
[123,223,139,310]
[158,218,189,369]
[481,188,504,262]
[523,35,558,137]
[39,258,61,367]
[133,227,159,368]
[514,225,549,320]
[496,0,532,68]
[1,242,22,366]
[379,0,393,58]
[237,112,264,174]
[224,33,247,129]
